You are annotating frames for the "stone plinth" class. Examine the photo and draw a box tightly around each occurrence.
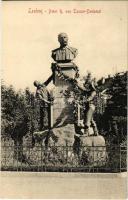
[52,64,76,127]
[33,124,75,146]
[49,124,75,146]
[52,63,78,86]
[48,63,77,146]
[52,86,74,126]
[73,135,107,166]
[55,69,76,86]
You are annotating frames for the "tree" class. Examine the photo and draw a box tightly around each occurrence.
[102,72,127,145]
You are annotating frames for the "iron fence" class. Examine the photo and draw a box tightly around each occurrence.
[1,140,127,172]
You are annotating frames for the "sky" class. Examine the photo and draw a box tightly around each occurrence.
[2,1,127,91]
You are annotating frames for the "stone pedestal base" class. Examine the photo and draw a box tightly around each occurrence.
[33,124,75,146]
[73,135,107,166]
[49,124,75,146]
[33,124,76,165]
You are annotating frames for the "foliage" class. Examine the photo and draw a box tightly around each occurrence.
[1,84,40,142]
[98,72,127,145]
[105,72,127,116]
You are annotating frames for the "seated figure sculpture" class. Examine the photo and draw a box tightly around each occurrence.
[52,33,78,63]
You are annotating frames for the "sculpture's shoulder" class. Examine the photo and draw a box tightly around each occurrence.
[68,46,78,52]
[52,46,78,53]
[67,46,78,56]
[52,47,61,53]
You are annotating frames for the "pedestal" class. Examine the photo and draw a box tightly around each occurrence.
[73,135,107,166]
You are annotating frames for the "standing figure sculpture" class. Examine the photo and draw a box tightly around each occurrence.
[83,79,98,136]
[34,81,53,130]
[75,74,99,136]
[52,33,78,63]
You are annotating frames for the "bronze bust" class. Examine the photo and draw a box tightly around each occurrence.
[51,33,78,63]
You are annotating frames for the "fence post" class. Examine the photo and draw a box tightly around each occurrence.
[119,145,121,172]
[93,146,95,172]
[16,140,18,171]
[66,142,68,165]
[41,143,43,171]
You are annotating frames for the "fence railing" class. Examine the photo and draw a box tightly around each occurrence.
[1,141,127,172]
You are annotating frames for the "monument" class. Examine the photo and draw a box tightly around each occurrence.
[33,33,107,165]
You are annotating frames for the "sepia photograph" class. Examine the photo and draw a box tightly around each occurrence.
[0,0,127,199]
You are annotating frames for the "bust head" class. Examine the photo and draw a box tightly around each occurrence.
[58,33,68,47]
